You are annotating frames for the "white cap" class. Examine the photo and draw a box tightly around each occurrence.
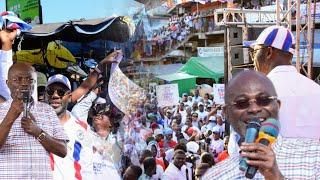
[154,129,163,136]
[209,116,216,121]
[186,141,199,154]
[46,74,71,90]
[212,126,220,133]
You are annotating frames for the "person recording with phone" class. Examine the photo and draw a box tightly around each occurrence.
[200,70,320,179]
[0,62,68,179]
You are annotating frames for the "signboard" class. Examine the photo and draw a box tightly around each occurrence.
[213,84,225,104]
[6,0,42,24]
[156,84,179,107]
[109,64,146,115]
[197,47,224,57]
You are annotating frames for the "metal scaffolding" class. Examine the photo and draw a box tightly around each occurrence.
[276,0,316,80]
[218,1,318,83]
[215,8,278,81]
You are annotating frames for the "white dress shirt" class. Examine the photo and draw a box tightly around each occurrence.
[163,163,192,180]
[141,164,164,180]
[268,65,320,139]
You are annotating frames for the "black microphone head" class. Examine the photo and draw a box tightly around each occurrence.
[260,118,280,138]
[247,118,261,130]
[22,90,30,103]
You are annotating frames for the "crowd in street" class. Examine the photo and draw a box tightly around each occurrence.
[132,12,215,58]
[121,88,228,179]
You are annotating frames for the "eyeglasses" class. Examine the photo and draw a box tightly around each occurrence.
[46,88,68,97]
[249,46,267,59]
[230,96,277,110]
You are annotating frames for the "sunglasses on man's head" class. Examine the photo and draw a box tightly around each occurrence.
[46,88,68,97]
[230,96,277,110]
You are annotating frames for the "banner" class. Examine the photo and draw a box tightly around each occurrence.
[197,47,224,57]
[109,64,146,115]
[213,84,224,104]
[6,0,42,24]
[156,84,179,107]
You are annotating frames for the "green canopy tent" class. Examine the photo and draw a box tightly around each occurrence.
[156,72,197,96]
[178,56,224,83]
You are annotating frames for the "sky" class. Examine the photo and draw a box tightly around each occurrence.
[1,0,143,23]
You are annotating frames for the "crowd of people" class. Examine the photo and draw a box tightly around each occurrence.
[132,12,215,58]
[1,10,320,180]
[121,88,228,179]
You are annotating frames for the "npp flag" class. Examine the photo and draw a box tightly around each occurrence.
[108,55,146,115]
[0,11,32,31]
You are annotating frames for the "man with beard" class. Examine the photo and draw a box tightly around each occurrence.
[46,51,121,180]
[0,62,68,179]
[201,70,320,179]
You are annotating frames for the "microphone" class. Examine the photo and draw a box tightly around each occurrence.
[22,90,30,118]
[245,118,280,179]
[239,118,261,172]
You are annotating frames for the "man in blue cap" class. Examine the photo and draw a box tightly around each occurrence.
[246,25,320,139]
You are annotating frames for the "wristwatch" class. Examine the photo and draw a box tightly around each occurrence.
[37,130,46,142]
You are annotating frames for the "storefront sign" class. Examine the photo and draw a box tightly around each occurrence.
[197,47,224,57]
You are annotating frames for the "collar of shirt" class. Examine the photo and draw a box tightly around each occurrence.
[268,65,297,76]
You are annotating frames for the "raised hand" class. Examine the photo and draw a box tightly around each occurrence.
[99,50,123,65]
[0,29,17,44]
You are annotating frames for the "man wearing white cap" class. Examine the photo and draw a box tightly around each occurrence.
[246,25,320,139]
[46,51,121,180]
[209,126,224,162]
[196,102,208,121]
